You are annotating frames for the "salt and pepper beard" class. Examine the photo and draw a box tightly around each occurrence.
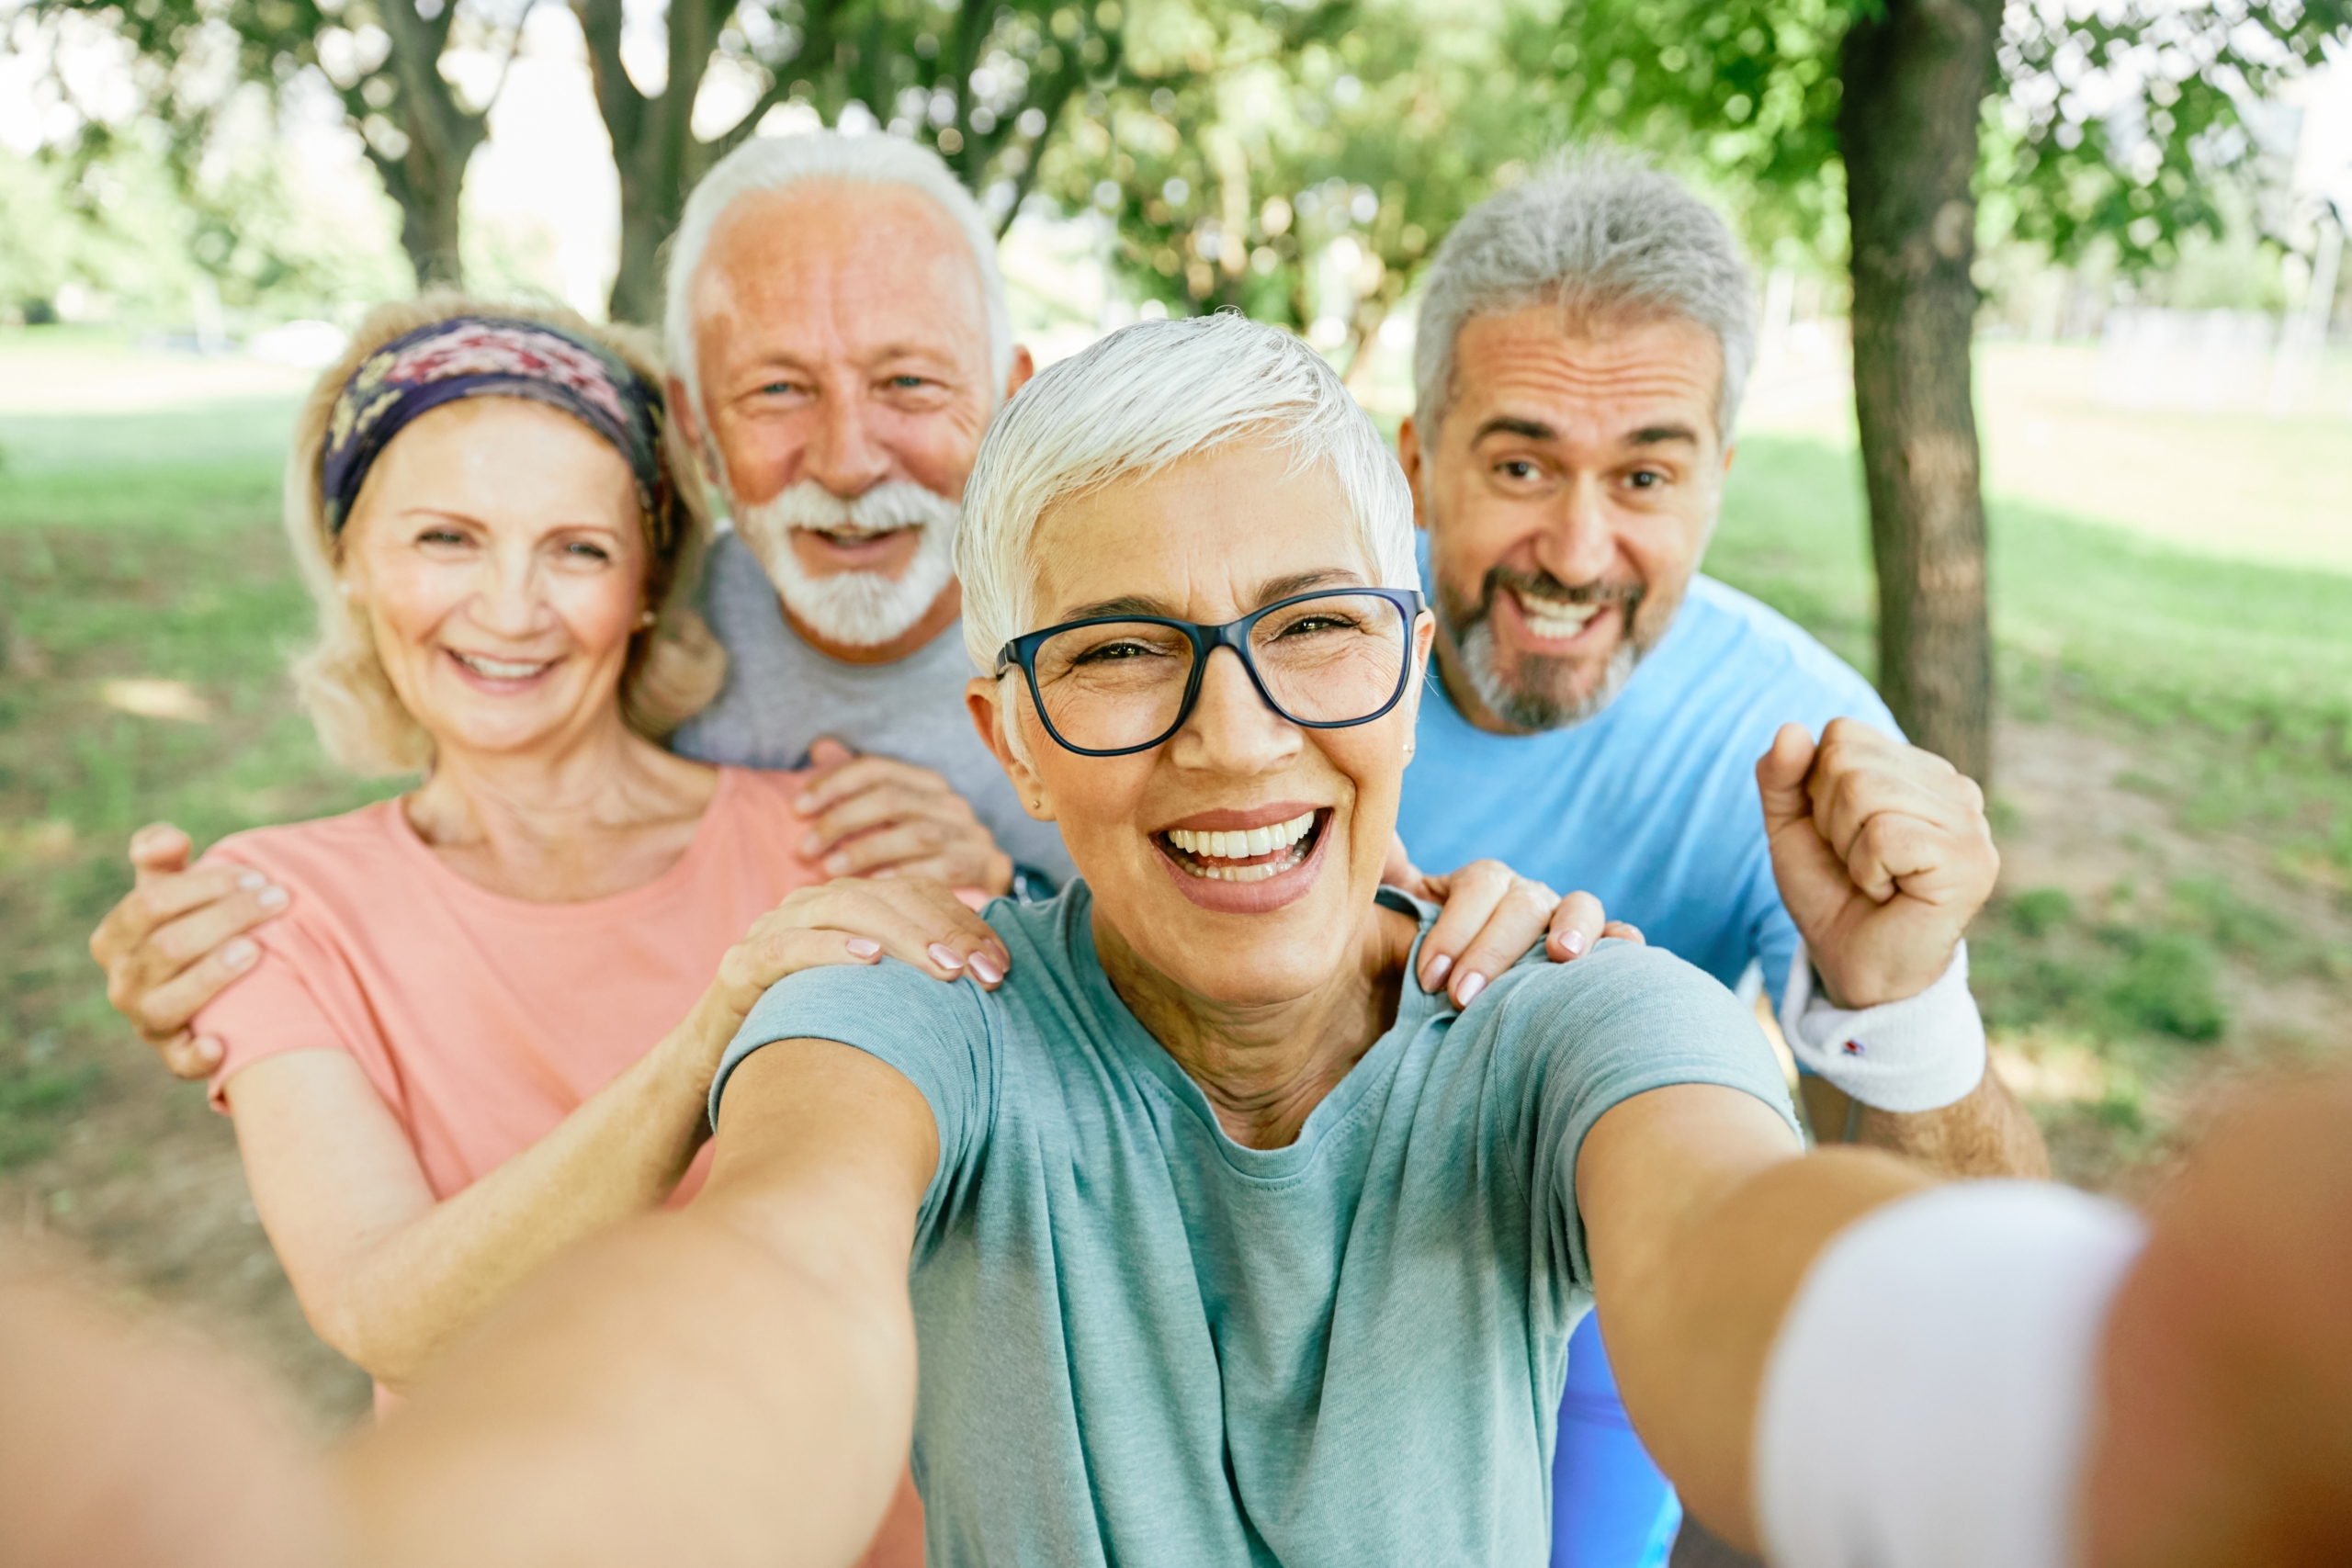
[1435,563,1656,733]
[730,479,962,649]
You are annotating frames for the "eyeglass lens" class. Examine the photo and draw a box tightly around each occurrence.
[1029,592,1409,752]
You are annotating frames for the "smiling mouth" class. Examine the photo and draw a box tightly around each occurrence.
[801,525,917,549]
[1156,809,1324,884]
[448,650,558,682]
[1510,590,1609,641]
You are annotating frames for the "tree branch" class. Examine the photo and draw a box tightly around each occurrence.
[479,0,540,118]
[571,0,646,157]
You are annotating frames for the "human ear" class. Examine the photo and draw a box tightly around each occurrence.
[967,674,1055,821]
[1397,417,1430,532]
[1003,344,1037,403]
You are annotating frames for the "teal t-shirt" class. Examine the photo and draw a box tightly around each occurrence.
[711,884,1796,1567]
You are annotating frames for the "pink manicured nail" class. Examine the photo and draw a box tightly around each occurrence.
[1423,953,1453,989]
[1453,971,1487,1008]
[799,831,821,855]
[222,938,257,967]
[824,853,851,876]
[237,871,266,890]
[1559,929,1586,956]
[967,952,1003,985]
[845,938,881,959]
[257,885,288,909]
[927,943,965,971]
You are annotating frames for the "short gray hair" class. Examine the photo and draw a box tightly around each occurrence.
[663,131,1013,420]
[1413,151,1757,443]
[957,312,1418,672]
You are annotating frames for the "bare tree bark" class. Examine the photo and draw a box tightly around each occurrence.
[1838,0,1999,785]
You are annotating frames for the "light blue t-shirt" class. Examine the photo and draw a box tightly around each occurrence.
[1399,571,1899,1007]
[711,884,1795,1567]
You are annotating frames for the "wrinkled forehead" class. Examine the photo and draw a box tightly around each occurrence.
[694,183,989,357]
[1023,442,1371,626]
[1447,305,1724,446]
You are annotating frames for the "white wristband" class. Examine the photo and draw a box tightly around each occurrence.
[1778,941,1986,1112]
[1755,1182,2150,1568]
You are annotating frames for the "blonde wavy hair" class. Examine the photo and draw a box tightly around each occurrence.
[284,293,726,775]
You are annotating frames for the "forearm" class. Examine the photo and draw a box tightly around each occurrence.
[319,1026,717,1389]
[1595,1141,1934,1551]
[1806,1063,2050,1178]
[336,1205,916,1568]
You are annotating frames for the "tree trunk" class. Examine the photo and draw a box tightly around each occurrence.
[377,116,481,291]
[1838,0,1999,785]
[581,0,719,322]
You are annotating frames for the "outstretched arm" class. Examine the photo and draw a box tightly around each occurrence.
[337,1036,936,1568]
[1575,1083,1922,1547]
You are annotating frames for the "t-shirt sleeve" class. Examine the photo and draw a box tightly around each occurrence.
[1493,941,1800,1292]
[193,854,378,1114]
[709,958,995,1238]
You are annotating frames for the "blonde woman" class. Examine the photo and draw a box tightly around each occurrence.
[175,297,983,1561]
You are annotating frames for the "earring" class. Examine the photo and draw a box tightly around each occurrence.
[637,609,657,628]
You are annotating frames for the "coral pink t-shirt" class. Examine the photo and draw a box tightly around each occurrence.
[198,767,822,1205]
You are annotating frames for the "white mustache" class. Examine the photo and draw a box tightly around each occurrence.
[750,479,960,538]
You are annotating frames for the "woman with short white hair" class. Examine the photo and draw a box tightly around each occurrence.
[670,312,1804,1562]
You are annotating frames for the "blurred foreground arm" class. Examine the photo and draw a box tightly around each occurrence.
[335,1038,934,1568]
[0,1247,330,1568]
[1582,1074,2352,1565]
[1758,719,2045,1177]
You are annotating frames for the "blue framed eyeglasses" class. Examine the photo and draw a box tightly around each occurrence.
[994,587,1426,758]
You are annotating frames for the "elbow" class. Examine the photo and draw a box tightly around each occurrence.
[294,1284,424,1394]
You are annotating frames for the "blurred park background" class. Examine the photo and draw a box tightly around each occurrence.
[4,0,2351,1427]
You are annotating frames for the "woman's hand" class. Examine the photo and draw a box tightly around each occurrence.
[686,877,1016,1056]
[1382,836,1644,1008]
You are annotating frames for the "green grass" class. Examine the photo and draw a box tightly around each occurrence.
[1,397,394,1169]
[1713,434,2352,887]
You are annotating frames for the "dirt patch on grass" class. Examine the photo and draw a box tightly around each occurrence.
[1985,710,2352,1196]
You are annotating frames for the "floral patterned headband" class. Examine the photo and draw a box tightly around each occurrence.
[321,316,671,549]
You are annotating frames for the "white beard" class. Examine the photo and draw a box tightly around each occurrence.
[731,479,961,649]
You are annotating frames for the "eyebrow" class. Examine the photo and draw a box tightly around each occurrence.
[1059,570,1364,625]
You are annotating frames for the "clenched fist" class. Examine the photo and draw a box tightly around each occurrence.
[1757,718,1998,1010]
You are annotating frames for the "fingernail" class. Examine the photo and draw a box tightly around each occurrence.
[222,938,257,967]
[257,885,288,909]
[799,831,820,854]
[1453,971,1487,1008]
[197,1037,222,1062]
[824,853,850,876]
[967,952,1003,985]
[795,795,817,814]
[927,942,966,971]
[845,937,882,959]
[1559,929,1586,956]
[237,871,266,890]
[1423,953,1453,988]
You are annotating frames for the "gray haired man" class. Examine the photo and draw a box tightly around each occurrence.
[1388,153,2044,1563]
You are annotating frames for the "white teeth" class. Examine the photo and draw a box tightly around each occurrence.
[1165,811,1317,862]
[1517,593,1601,640]
[454,652,553,680]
